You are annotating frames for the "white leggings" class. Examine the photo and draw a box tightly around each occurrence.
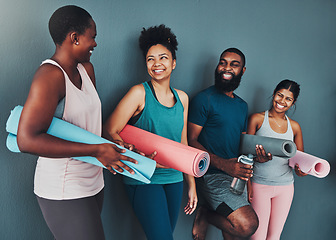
[250,182,294,240]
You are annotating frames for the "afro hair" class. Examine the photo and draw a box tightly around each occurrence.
[139,24,178,59]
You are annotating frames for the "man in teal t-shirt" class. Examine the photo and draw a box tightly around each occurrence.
[188,48,258,240]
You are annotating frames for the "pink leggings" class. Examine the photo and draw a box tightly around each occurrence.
[250,182,294,240]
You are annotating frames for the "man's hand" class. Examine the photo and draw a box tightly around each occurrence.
[221,158,253,181]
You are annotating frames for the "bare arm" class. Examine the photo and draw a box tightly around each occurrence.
[246,113,262,135]
[104,84,145,141]
[246,112,272,163]
[177,90,197,215]
[187,122,252,180]
[17,64,136,174]
[103,84,152,157]
[292,120,304,152]
[291,119,306,176]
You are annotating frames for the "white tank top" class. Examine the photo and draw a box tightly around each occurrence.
[34,59,104,200]
[252,110,294,186]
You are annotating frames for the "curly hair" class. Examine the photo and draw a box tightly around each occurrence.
[139,24,178,59]
[48,5,92,45]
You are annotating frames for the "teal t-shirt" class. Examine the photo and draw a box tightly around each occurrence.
[123,82,184,185]
[189,86,248,174]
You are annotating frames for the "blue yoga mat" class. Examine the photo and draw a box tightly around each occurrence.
[6,105,156,183]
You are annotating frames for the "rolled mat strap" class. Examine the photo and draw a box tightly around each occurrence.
[240,134,297,158]
[6,105,156,184]
[289,150,330,178]
[119,124,210,177]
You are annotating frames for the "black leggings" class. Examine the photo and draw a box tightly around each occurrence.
[36,189,105,240]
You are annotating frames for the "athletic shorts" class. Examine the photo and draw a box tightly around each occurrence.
[196,172,249,217]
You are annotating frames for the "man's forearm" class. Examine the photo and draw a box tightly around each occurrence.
[188,139,227,172]
[188,139,245,178]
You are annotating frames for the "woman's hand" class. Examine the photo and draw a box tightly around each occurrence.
[156,163,169,168]
[143,151,169,169]
[294,164,308,177]
[113,139,134,150]
[113,139,146,156]
[184,184,198,215]
[254,145,272,163]
[95,143,138,175]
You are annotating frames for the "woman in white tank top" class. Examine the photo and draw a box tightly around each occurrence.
[247,80,307,240]
[16,5,136,240]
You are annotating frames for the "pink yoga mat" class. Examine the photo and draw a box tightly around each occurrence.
[289,150,330,178]
[119,125,210,177]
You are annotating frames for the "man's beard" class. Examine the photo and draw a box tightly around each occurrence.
[215,69,243,92]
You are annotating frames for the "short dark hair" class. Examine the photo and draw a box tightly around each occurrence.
[273,79,301,102]
[139,24,178,59]
[221,48,246,67]
[48,5,92,45]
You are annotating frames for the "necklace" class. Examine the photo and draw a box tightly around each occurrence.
[272,115,287,128]
[272,117,282,127]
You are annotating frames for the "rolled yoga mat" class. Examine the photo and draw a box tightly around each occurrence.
[119,124,210,177]
[240,134,297,158]
[289,150,330,178]
[6,105,156,184]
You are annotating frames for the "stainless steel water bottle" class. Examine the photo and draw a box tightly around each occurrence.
[230,154,254,195]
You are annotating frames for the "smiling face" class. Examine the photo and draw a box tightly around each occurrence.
[272,88,295,112]
[75,18,97,62]
[145,44,176,81]
[215,51,246,92]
